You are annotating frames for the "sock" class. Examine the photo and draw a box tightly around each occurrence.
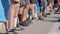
[18,14,22,22]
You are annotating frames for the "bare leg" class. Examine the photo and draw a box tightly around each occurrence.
[18,7,23,24]
[30,4,35,18]
[8,3,17,29]
[19,7,23,14]
[22,4,30,21]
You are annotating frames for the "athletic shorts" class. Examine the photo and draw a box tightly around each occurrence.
[10,0,20,3]
[30,0,36,4]
[20,0,30,6]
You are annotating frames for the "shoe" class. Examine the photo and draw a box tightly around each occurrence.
[38,16,44,20]
[58,19,60,22]
[7,29,15,32]
[27,18,33,23]
[32,18,36,20]
[59,27,60,30]
[19,21,28,27]
[44,15,47,17]
[32,17,37,23]
[14,27,25,31]
[31,20,36,23]
[46,13,51,15]
[16,24,26,28]
[28,19,32,23]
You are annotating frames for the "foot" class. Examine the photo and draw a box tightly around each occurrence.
[58,27,60,30]
[19,21,28,27]
[27,17,33,23]
[14,27,25,31]
[46,13,51,15]
[7,29,15,32]
[38,17,44,20]
[44,15,47,17]
[58,19,60,22]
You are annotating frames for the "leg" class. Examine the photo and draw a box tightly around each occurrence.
[8,3,17,31]
[38,7,44,20]
[18,6,23,24]
[22,4,30,21]
[30,4,35,19]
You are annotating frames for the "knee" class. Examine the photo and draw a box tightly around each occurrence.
[25,4,30,9]
[10,4,17,9]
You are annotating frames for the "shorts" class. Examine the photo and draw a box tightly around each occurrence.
[38,0,41,7]
[40,6,45,13]
[10,0,20,3]
[30,0,36,4]
[20,0,30,6]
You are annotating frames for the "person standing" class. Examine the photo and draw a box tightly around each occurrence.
[38,0,45,20]
[18,0,30,26]
[29,0,36,20]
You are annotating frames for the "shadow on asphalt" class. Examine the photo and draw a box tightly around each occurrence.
[53,17,60,18]
[0,33,6,34]
[42,19,60,23]
[50,20,60,22]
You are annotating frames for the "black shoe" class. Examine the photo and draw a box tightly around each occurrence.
[58,19,60,22]
[27,18,33,23]
[14,26,25,31]
[44,15,47,17]
[32,17,35,20]
[46,13,51,15]
[7,29,15,32]
[19,21,28,27]
[38,17,44,20]
[6,32,9,34]
[59,27,60,30]
[16,24,20,27]
[27,19,33,23]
